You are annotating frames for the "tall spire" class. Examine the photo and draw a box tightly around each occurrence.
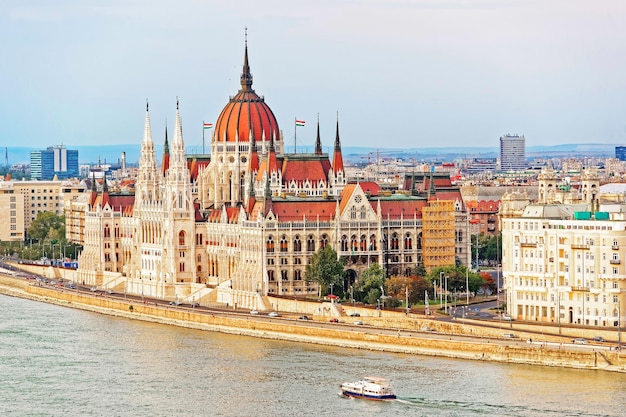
[240,27,253,91]
[332,112,344,173]
[314,113,322,155]
[173,98,183,145]
[143,99,153,144]
[162,122,170,176]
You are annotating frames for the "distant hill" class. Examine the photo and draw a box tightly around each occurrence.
[3,143,619,166]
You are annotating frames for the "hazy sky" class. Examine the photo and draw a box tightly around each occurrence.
[1,0,626,153]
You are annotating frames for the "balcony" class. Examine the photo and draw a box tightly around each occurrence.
[571,244,590,250]
[520,242,537,248]
[571,286,590,292]
[610,259,621,265]
[613,245,619,250]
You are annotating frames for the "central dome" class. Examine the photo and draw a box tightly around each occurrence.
[214,43,280,144]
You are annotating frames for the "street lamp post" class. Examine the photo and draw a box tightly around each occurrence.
[330,283,334,302]
[405,286,409,315]
[439,271,444,308]
[445,275,448,314]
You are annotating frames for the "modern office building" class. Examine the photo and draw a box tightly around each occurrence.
[30,146,79,180]
[499,134,526,171]
[615,146,626,162]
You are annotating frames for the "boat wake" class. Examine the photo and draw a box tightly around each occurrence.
[394,397,604,417]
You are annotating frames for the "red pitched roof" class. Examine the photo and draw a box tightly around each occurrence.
[270,200,336,221]
[282,158,329,185]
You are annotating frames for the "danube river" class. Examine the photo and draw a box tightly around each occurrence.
[1,295,625,417]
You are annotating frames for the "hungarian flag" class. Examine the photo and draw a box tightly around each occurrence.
[295,119,306,127]
[203,123,213,129]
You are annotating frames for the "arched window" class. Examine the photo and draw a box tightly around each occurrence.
[417,232,422,249]
[360,235,367,251]
[179,262,185,272]
[104,224,110,238]
[179,231,185,245]
[280,235,288,252]
[350,206,357,219]
[320,234,329,248]
[307,235,315,252]
[293,236,302,252]
[350,235,358,253]
[405,232,412,250]
[369,234,377,251]
[391,233,399,250]
[266,236,275,253]
[360,206,367,219]
[341,235,348,252]
[281,270,288,281]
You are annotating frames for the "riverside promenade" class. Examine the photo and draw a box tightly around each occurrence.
[1,273,624,373]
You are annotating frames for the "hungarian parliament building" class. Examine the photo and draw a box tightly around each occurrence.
[66,42,470,309]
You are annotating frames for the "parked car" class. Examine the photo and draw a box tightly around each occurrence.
[250,309,259,315]
[90,287,97,292]
[354,321,364,325]
[329,318,339,323]
[502,333,517,339]
[298,315,310,321]
[593,336,606,342]
[349,312,360,317]
[268,312,279,317]
[190,302,200,308]
[573,338,588,344]
[169,300,182,306]
[68,284,76,289]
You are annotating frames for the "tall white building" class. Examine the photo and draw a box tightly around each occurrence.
[500,168,626,328]
[499,134,526,171]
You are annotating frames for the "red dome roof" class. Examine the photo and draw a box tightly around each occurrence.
[214,44,280,144]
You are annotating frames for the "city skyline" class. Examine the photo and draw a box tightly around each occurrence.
[1,1,626,150]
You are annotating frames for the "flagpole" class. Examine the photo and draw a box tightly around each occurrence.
[202,120,205,154]
[294,117,297,154]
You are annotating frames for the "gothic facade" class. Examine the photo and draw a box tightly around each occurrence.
[73,41,468,310]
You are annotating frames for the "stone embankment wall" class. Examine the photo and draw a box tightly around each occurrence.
[1,275,623,373]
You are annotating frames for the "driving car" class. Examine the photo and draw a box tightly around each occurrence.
[169,300,182,306]
[593,336,606,342]
[354,321,364,325]
[250,309,259,315]
[573,338,588,344]
[349,312,360,317]
[268,312,279,317]
[329,318,339,323]
[298,315,310,321]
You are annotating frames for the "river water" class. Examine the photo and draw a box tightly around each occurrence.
[1,294,625,417]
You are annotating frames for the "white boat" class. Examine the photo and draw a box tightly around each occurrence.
[340,376,396,400]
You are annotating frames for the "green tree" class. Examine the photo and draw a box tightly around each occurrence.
[304,245,345,297]
[426,265,482,297]
[27,212,65,242]
[354,263,386,303]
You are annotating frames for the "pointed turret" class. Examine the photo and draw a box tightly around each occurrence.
[314,114,322,155]
[267,133,280,174]
[332,113,344,173]
[428,166,437,201]
[101,176,110,208]
[162,124,170,176]
[89,173,98,207]
[240,27,253,92]
[143,101,153,144]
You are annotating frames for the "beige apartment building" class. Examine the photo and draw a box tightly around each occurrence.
[0,182,25,241]
[0,179,87,242]
[501,167,626,328]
